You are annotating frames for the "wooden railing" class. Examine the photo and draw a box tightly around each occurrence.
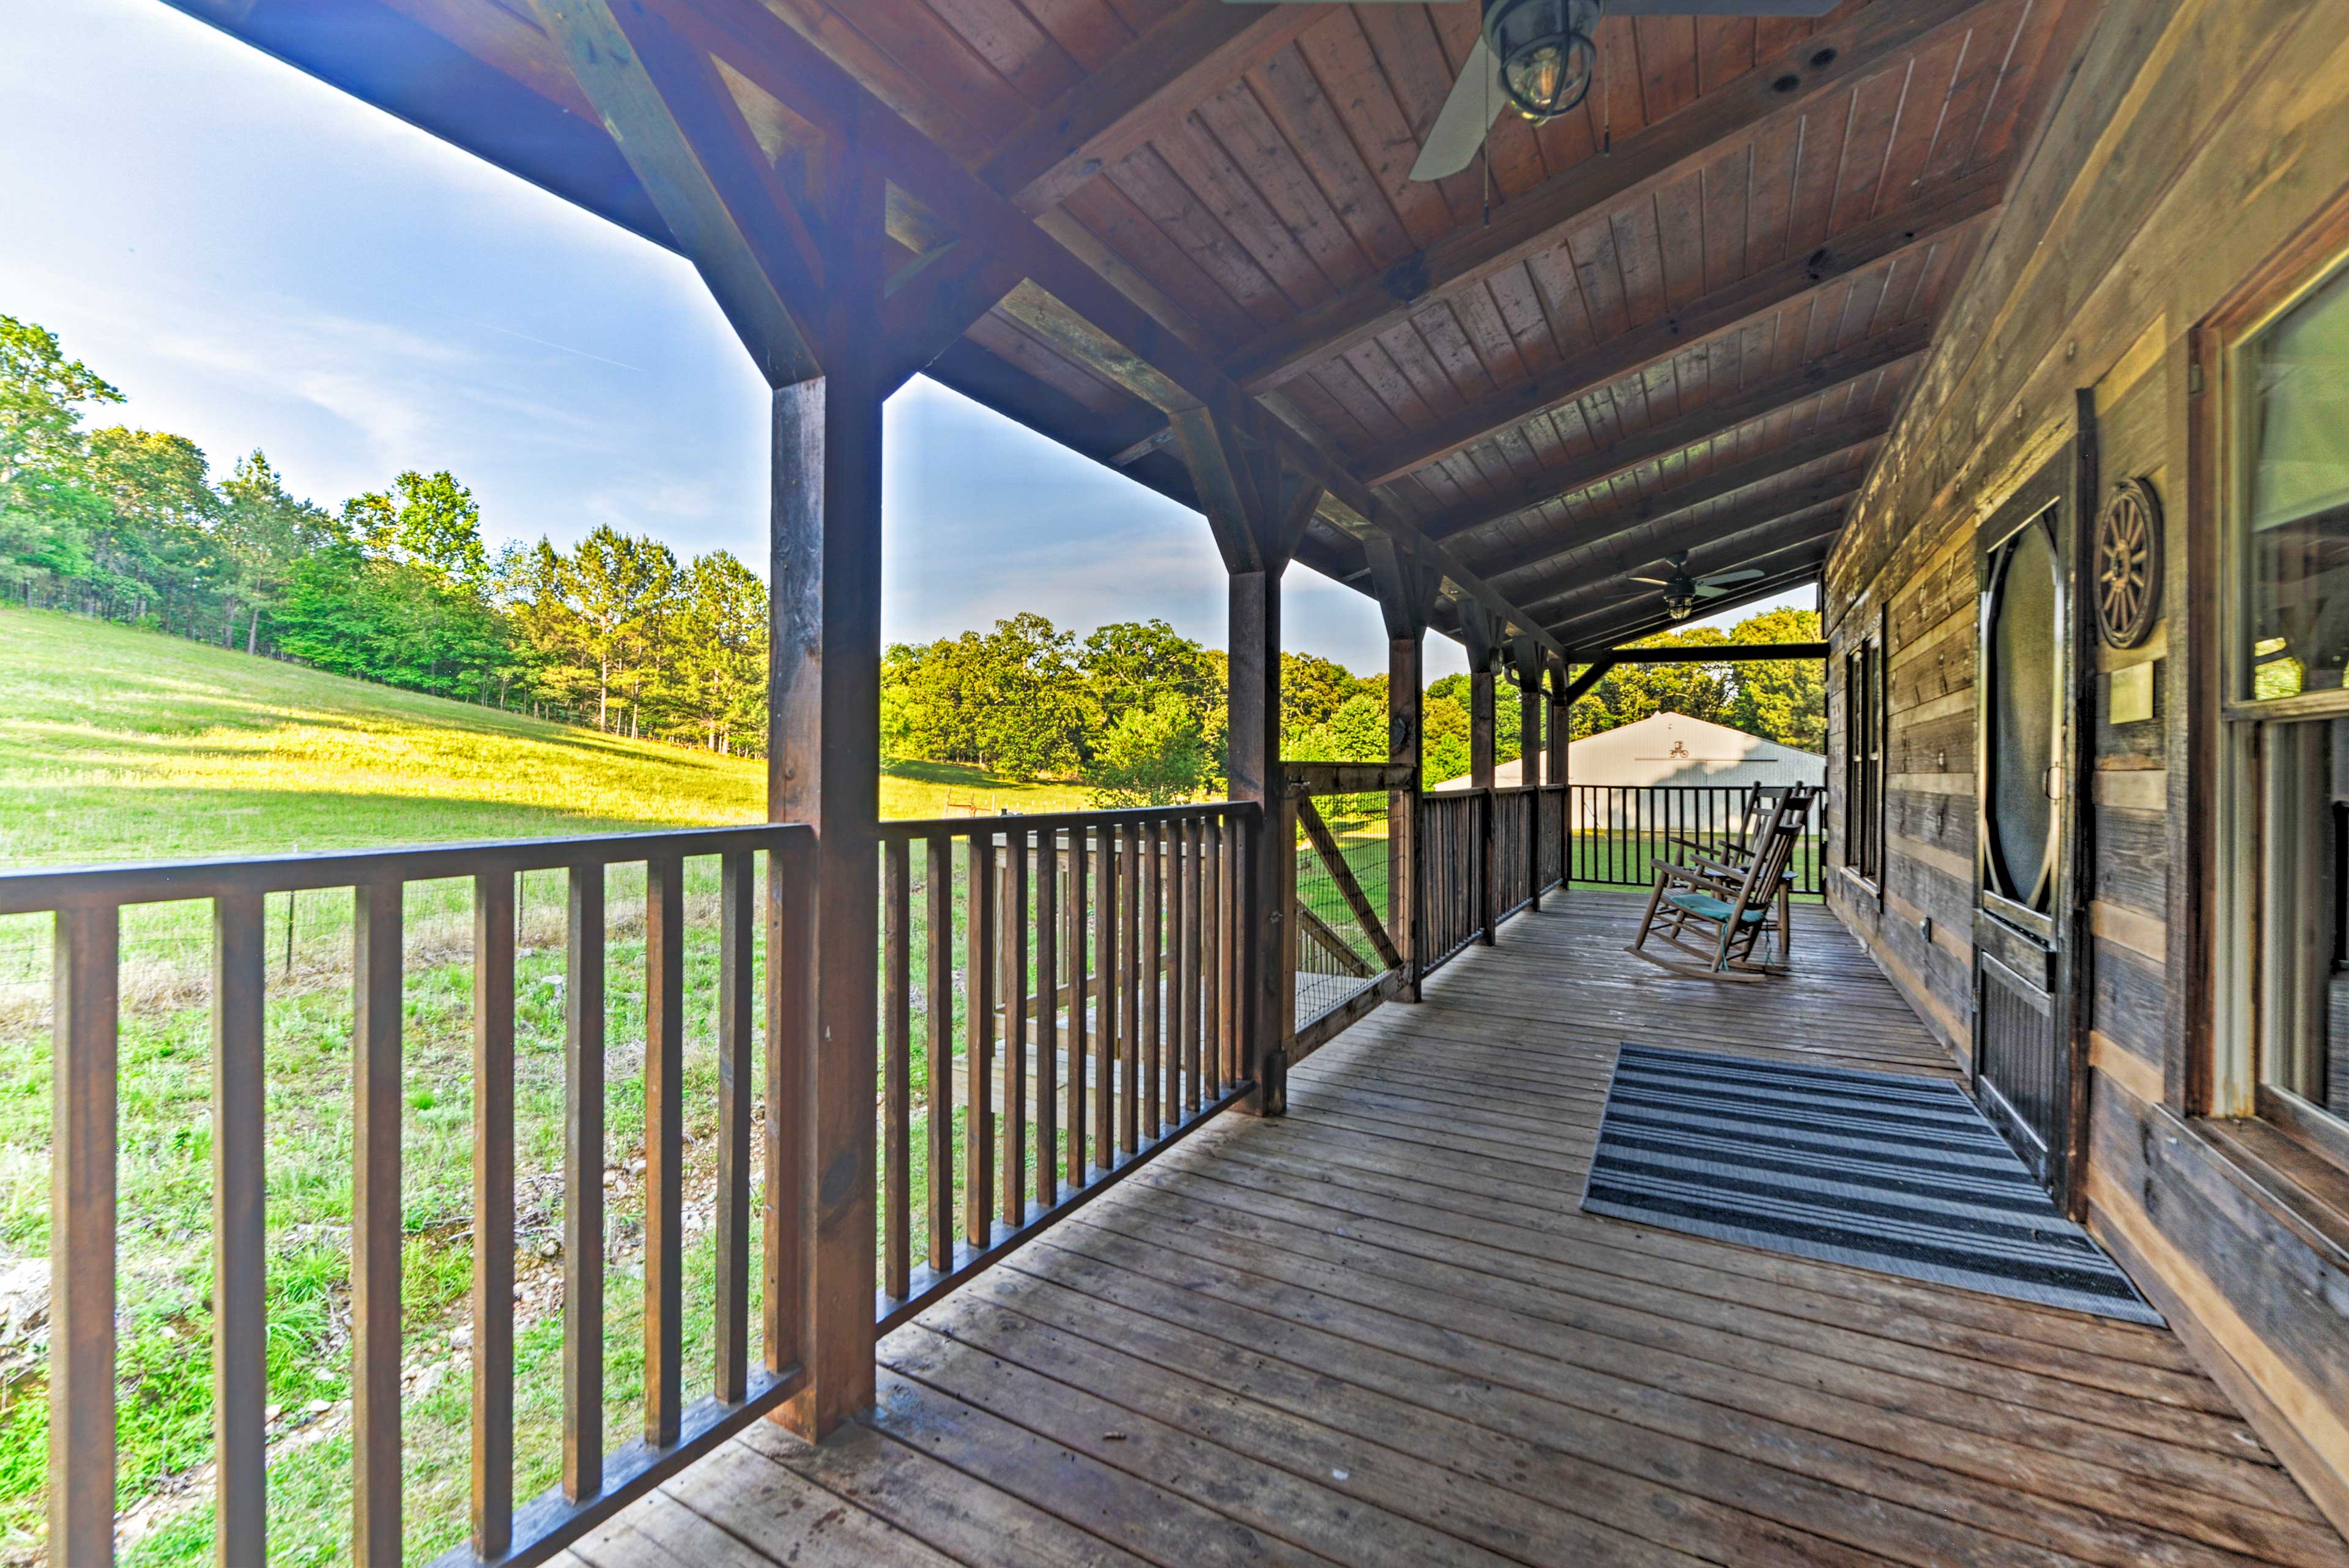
[873,804,1258,1331]
[1416,784,1569,981]
[0,826,816,1568]
[1569,783,1825,896]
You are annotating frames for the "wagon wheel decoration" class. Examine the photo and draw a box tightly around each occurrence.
[2094,478,2162,648]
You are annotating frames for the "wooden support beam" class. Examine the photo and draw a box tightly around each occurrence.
[978,2,1321,214]
[1225,0,1995,392]
[1294,899,1374,979]
[1417,324,1928,546]
[1561,657,1619,706]
[1596,642,1833,665]
[880,248,1025,397]
[1387,623,1423,1000]
[1282,762,1416,797]
[766,158,888,1440]
[1527,503,1850,624]
[532,0,821,387]
[1462,423,1885,584]
[1510,486,1858,614]
[1512,636,1545,908]
[1355,186,1997,485]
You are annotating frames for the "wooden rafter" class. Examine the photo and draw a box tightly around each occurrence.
[530,0,823,387]
[1412,322,1930,544]
[1223,0,1998,392]
[977,2,1322,215]
[1353,185,1998,486]
[1462,422,1885,584]
[1509,482,1859,613]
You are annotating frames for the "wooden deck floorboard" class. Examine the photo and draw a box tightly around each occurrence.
[589,891,2348,1568]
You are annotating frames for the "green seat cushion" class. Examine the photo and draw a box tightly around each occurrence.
[1664,890,1767,924]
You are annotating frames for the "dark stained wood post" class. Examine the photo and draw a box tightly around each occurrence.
[1366,537,1441,1003]
[1173,399,1320,1117]
[1549,655,1570,886]
[1514,636,1545,912]
[1463,615,1500,945]
[1228,567,1285,1113]
[768,159,888,1440]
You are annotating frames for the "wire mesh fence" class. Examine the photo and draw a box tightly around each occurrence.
[1291,791,1392,1027]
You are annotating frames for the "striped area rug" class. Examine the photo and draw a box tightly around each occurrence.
[1581,1044,2162,1325]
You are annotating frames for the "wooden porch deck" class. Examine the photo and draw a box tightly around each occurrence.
[558,890,2346,1568]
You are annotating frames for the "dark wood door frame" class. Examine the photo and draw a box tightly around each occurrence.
[1970,401,2098,1216]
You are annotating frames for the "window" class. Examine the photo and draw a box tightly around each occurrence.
[1843,622,1885,888]
[2217,234,2349,1142]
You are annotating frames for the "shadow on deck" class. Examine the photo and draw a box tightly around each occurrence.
[560,890,2345,1568]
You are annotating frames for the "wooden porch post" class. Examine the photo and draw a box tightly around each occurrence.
[1366,537,1441,1004]
[1172,402,1321,1117]
[768,167,888,1442]
[1464,616,1499,944]
[1514,636,1544,912]
[1549,656,1570,886]
[1228,567,1285,1115]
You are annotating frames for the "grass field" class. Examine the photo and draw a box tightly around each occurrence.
[0,609,1098,1566]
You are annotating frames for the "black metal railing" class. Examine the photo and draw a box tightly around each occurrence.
[1568,784,1825,896]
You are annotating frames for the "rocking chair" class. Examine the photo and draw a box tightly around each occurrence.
[1628,787,1815,982]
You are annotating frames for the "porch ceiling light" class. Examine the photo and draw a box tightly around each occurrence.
[1485,0,1601,123]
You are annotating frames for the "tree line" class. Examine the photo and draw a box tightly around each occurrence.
[2,311,768,751]
[2,308,1825,790]
[883,604,1824,805]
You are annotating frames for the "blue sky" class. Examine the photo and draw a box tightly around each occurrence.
[0,0,1798,678]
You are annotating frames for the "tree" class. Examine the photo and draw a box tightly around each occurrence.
[217,451,325,652]
[343,469,488,585]
[1083,693,1208,807]
[559,526,672,731]
[1723,607,1827,751]
[671,550,766,752]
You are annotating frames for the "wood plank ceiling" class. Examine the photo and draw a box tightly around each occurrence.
[184,0,2087,656]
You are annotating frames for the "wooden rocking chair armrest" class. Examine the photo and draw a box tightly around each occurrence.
[1687,850,1752,878]
[1649,858,1745,897]
[1665,834,1718,856]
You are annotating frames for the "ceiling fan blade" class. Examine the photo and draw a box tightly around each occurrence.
[1694,584,1731,598]
[1607,1,1839,15]
[1409,37,1504,183]
[1627,576,1671,586]
[1696,568,1767,587]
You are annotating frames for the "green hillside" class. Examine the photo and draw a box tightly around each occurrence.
[0,606,1085,868]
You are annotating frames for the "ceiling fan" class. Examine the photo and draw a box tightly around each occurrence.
[1628,551,1766,620]
[1225,1,1842,183]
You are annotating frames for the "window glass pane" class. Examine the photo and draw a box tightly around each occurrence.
[2262,718,2349,1118]
[2243,261,2349,699]
[1986,521,2059,909]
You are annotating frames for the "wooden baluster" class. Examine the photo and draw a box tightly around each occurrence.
[1210,819,1230,1090]
[716,850,753,1401]
[1121,822,1141,1155]
[645,858,685,1449]
[924,836,953,1273]
[352,881,403,1567]
[881,841,911,1304]
[1065,825,1088,1191]
[472,871,517,1557]
[966,832,995,1244]
[1189,820,1209,1107]
[1141,819,1162,1139]
[1036,830,1059,1210]
[212,893,266,1568]
[1002,828,1029,1228]
[762,834,811,1383]
[563,866,605,1501]
[1095,825,1117,1172]
[51,904,117,1568]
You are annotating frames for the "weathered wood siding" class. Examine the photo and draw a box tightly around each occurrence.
[1822,0,2349,1533]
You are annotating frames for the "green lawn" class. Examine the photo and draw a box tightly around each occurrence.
[0,609,1096,1566]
